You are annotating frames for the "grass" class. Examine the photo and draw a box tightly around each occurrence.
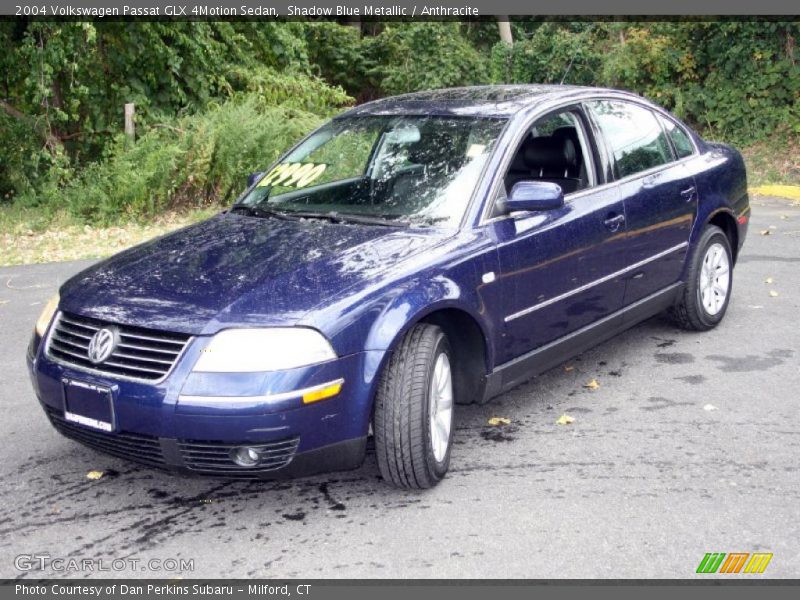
[741,135,800,187]
[1,206,220,266]
[2,134,799,267]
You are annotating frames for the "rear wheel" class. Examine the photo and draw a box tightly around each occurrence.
[670,225,733,331]
[373,323,454,489]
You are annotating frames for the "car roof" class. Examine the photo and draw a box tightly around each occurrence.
[341,85,642,118]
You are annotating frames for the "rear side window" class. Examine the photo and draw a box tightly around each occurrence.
[587,100,673,179]
[658,115,695,159]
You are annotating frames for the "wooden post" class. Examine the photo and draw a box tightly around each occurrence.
[124,103,135,142]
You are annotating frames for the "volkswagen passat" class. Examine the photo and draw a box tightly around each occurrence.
[28,85,749,488]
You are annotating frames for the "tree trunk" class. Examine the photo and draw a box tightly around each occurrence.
[347,17,361,38]
[498,18,513,45]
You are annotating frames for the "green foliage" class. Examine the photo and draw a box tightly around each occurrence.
[0,21,324,196]
[490,21,800,145]
[1,20,798,229]
[16,96,322,224]
[491,22,602,86]
[226,67,352,115]
[364,23,491,95]
[304,21,373,98]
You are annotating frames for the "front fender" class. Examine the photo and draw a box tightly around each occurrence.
[363,275,490,358]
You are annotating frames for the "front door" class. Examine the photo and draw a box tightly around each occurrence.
[487,107,628,366]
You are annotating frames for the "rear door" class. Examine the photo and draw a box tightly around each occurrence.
[585,100,697,305]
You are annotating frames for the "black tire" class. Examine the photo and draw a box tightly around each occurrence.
[373,323,454,489]
[670,225,733,331]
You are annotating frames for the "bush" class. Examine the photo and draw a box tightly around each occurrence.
[491,22,602,86]
[16,95,323,224]
[489,21,800,145]
[365,23,491,95]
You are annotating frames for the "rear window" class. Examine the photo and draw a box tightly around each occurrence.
[658,115,695,159]
[587,100,673,179]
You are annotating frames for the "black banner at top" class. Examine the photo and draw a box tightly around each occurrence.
[3,0,800,17]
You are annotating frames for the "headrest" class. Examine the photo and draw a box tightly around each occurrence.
[552,127,580,149]
[522,136,577,170]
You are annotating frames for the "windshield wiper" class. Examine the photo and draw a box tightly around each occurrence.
[230,204,299,221]
[288,211,410,228]
[232,205,410,228]
[397,215,450,227]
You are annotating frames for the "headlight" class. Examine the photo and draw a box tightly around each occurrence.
[35,293,60,337]
[192,328,337,373]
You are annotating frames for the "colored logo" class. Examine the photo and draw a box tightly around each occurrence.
[696,552,773,574]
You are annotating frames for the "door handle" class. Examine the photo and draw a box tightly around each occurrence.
[604,213,625,232]
[680,186,696,201]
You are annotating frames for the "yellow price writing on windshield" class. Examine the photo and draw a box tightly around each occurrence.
[257,162,327,189]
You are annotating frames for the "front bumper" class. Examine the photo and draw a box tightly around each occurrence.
[28,331,383,479]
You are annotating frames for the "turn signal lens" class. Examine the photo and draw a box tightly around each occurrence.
[302,379,343,404]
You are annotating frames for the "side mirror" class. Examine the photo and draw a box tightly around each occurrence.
[247,171,265,188]
[504,181,564,213]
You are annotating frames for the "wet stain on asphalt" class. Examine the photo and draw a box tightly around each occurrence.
[654,352,695,364]
[319,482,346,511]
[282,511,306,522]
[652,337,677,348]
[640,396,695,411]
[705,349,794,372]
[675,374,707,385]
[480,426,517,443]
[148,488,170,499]
[737,254,800,263]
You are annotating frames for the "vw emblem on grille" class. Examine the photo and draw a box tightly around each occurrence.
[87,328,118,364]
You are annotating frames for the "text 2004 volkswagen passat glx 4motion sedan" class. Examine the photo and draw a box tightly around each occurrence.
[28,85,749,488]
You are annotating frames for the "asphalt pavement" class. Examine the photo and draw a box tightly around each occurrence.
[0,197,798,579]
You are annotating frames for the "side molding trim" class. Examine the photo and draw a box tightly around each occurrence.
[485,282,684,401]
[504,242,688,323]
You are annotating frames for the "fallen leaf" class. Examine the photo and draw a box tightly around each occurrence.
[487,417,511,426]
[556,414,575,425]
[769,290,779,297]
[703,404,718,411]
[764,277,774,284]
[780,215,790,220]
[86,470,104,480]
[583,378,600,390]
[760,229,771,235]
[563,365,575,372]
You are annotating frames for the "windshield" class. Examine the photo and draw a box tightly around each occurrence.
[236,115,507,227]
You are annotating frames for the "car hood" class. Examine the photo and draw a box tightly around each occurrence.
[60,213,451,335]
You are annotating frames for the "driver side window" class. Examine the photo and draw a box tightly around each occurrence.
[503,109,596,199]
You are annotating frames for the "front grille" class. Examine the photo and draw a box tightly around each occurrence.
[46,407,166,468]
[178,438,300,476]
[47,312,191,381]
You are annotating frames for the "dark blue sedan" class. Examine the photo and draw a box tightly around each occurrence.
[28,85,749,488]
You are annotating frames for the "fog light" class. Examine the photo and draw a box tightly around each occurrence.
[231,446,260,467]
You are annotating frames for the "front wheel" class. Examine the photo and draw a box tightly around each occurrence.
[373,323,454,489]
[670,224,733,331]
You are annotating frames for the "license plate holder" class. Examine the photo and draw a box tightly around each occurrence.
[62,379,115,432]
